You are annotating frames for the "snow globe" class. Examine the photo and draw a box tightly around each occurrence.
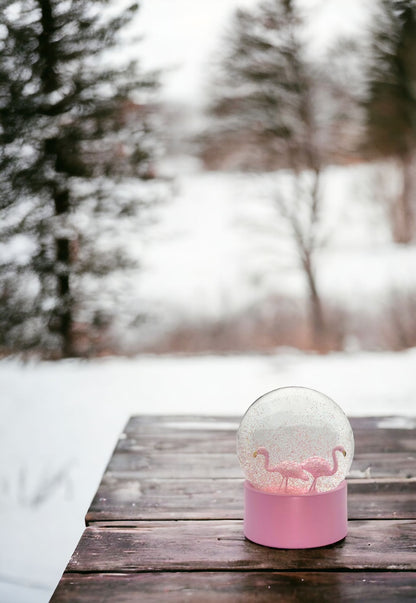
[237,386,354,548]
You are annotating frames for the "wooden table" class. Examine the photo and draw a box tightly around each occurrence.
[51,415,416,601]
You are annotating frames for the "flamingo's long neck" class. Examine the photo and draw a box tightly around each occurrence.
[330,448,341,476]
[261,450,278,473]
[262,449,271,471]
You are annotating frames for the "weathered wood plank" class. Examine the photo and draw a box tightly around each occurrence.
[106,451,239,476]
[119,419,416,455]
[116,430,416,455]
[116,431,236,454]
[353,430,416,453]
[105,450,416,478]
[51,571,416,603]
[350,416,416,430]
[68,520,416,572]
[86,477,416,523]
[86,477,241,522]
[86,474,416,525]
[349,453,416,479]
[123,416,241,436]
[120,415,416,452]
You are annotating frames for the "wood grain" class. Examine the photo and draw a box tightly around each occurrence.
[105,450,416,478]
[51,571,416,603]
[86,476,416,522]
[53,415,416,602]
[68,520,416,573]
[115,431,416,456]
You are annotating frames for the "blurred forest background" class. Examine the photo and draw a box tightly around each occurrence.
[1,0,416,359]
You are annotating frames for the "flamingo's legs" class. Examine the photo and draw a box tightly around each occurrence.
[309,478,317,492]
[275,472,284,490]
[284,477,289,492]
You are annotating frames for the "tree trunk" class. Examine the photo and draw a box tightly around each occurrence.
[285,168,326,351]
[302,254,326,350]
[38,0,75,357]
[54,187,75,357]
[392,153,414,244]
[303,169,326,350]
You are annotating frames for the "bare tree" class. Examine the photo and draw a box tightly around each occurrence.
[275,169,326,346]
[206,0,335,347]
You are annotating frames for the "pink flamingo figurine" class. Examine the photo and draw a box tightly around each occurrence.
[253,447,310,491]
[301,446,347,492]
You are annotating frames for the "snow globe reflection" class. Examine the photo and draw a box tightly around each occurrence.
[237,386,354,548]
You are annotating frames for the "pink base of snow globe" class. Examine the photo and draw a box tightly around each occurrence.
[244,479,348,549]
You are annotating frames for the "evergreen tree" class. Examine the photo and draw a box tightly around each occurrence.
[364,0,416,243]
[211,0,322,170]
[0,0,159,357]
[208,0,328,347]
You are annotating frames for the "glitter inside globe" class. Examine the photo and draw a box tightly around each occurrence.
[237,386,354,495]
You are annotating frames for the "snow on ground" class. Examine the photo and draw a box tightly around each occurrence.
[1,349,416,601]
[137,162,416,329]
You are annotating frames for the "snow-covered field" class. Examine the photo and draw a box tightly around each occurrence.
[1,349,416,602]
[134,161,416,338]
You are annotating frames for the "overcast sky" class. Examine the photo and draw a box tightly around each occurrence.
[136,0,370,105]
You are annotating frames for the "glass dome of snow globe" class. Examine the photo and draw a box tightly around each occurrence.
[236,386,354,549]
[237,386,354,495]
